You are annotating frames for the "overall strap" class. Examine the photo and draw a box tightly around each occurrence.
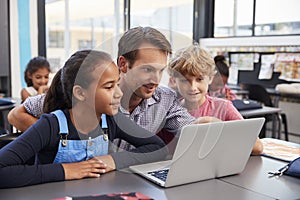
[101,114,109,141]
[52,110,69,135]
[52,111,106,134]
[101,114,108,129]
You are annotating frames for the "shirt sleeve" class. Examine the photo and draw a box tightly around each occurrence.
[109,112,168,169]
[0,115,64,188]
[23,94,46,118]
[164,96,195,134]
[226,101,244,121]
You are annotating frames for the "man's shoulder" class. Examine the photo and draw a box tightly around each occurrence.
[154,86,177,98]
[147,86,182,109]
[23,94,46,105]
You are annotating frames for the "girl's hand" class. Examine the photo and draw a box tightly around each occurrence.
[62,157,107,180]
[38,85,49,94]
[95,154,116,173]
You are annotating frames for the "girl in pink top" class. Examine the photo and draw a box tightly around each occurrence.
[209,55,238,101]
[168,44,263,155]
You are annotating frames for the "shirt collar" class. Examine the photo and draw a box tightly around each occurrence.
[120,89,161,114]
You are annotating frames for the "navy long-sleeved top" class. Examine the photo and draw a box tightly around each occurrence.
[0,110,167,188]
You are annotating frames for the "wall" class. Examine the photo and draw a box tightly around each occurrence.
[0,0,11,97]
[9,0,38,98]
[280,101,300,137]
[199,36,300,138]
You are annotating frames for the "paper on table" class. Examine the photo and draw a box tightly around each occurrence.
[261,138,300,162]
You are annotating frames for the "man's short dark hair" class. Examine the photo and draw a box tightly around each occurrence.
[118,26,172,66]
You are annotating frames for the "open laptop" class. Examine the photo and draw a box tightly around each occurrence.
[129,118,265,187]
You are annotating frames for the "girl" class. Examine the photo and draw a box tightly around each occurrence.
[21,56,51,102]
[0,50,167,188]
[168,44,263,155]
[209,55,237,100]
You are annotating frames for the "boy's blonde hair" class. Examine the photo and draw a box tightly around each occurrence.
[168,44,215,79]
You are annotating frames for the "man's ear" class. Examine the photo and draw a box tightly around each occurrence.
[168,77,178,90]
[73,85,86,101]
[118,56,128,73]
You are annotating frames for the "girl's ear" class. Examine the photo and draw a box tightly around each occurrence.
[73,85,86,101]
[118,56,128,73]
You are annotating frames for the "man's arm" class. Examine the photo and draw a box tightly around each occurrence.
[8,94,46,132]
[8,105,38,132]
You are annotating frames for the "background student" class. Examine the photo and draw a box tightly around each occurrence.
[0,50,167,188]
[8,26,195,151]
[168,44,263,155]
[21,56,51,102]
[209,55,237,100]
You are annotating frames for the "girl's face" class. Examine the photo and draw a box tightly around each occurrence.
[29,67,50,90]
[85,62,123,116]
[175,73,210,105]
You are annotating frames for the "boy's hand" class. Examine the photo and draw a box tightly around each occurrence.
[194,116,222,124]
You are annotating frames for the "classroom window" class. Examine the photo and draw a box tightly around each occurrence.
[78,40,94,50]
[214,0,254,37]
[130,0,193,51]
[214,0,300,37]
[45,0,124,70]
[48,31,64,48]
[255,0,300,35]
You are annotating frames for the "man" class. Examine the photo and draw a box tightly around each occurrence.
[117,27,194,134]
[8,26,195,150]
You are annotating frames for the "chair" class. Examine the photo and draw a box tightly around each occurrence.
[0,129,22,149]
[241,84,289,141]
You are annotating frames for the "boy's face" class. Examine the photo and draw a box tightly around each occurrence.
[120,45,168,100]
[175,73,210,105]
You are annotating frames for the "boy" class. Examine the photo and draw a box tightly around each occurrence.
[168,44,263,155]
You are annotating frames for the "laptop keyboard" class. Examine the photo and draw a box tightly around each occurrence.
[148,169,169,182]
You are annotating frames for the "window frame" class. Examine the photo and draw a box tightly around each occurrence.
[38,0,300,56]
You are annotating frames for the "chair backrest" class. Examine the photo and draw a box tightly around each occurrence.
[242,84,273,107]
[0,131,22,149]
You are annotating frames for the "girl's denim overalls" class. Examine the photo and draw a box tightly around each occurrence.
[52,110,109,163]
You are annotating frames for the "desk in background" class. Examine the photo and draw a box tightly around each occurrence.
[266,88,300,140]
[239,106,281,118]
[0,103,16,134]
[231,89,249,98]
[266,88,300,107]
[228,84,300,105]
[239,106,282,139]
[228,84,249,99]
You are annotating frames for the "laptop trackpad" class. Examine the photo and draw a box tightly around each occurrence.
[198,123,224,159]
